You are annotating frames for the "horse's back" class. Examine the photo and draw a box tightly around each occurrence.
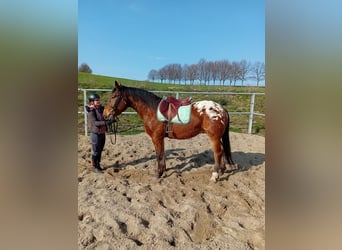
[166,101,228,139]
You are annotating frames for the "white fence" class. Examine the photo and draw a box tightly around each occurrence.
[78,88,265,136]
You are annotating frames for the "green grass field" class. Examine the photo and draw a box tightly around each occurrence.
[78,72,265,136]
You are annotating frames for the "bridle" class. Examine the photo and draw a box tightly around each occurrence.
[110,92,127,116]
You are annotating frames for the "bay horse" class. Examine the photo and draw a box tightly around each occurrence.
[103,81,236,182]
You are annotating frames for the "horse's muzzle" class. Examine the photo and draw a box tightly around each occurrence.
[103,108,113,120]
[104,113,113,121]
[104,111,118,122]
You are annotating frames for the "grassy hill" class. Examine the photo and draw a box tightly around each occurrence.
[78,72,265,136]
[78,72,265,92]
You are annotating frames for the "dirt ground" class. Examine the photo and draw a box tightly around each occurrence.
[78,132,265,249]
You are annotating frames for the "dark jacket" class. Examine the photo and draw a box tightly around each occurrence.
[87,105,106,134]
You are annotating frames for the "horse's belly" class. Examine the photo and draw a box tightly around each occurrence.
[167,123,204,139]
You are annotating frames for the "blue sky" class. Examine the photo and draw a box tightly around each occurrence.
[78,0,265,84]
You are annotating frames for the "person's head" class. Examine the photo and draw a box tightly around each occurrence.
[88,93,101,107]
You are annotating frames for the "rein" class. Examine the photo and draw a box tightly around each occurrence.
[107,118,119,144]
[107,90,127,144]
[108,94,124,144]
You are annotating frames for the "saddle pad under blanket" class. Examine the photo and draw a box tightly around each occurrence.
[157,104,192,124]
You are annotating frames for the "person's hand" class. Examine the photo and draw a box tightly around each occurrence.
[85,105,93,112]
[105,120,113,127]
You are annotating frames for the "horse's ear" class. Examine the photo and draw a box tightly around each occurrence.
[114,80,121,89]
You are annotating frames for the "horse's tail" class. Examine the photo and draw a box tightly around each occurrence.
[222,111,235,165]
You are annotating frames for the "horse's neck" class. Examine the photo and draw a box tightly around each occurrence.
[126,93,158,119]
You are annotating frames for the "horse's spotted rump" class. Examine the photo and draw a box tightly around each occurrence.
[194,101,225,121]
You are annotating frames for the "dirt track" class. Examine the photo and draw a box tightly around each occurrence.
[78,132,265,249]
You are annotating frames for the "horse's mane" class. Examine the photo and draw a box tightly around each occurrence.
[121,86,162,108]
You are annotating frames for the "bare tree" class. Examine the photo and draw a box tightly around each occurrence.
[187,64,197,85]
[162,64,181,83]
[231,61,241,86]
[197,58,207,84]
[204,61,211,85]
[210,61,220,85]
[158,66,168,83]
[251,61,265,86]
[78,63,92,73]
[172,64,182,84]
[217,60,231,85]
[148,69,158,82]
[239,60,251,86]
[182,64,189,84]
[164,64,172,83]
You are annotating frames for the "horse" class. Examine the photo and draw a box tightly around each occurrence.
[103,81,236,182]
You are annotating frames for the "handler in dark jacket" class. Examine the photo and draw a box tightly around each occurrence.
[86,93,113,173]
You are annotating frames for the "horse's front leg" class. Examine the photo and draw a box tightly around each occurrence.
[151,136,166,178]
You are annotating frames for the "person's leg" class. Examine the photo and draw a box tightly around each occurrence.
[96,134,106,168]
[91,133,103,173]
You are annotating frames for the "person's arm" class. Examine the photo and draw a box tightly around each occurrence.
[85,106,92,112]
[89,111,106,127]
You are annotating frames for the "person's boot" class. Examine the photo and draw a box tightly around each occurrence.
[91,155,97,167]
[93,161,103,173]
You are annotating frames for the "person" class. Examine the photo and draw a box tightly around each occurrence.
[85,93,113,173]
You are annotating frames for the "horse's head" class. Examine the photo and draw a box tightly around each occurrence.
[103,81,128,120]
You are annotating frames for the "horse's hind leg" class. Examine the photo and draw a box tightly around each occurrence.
[209,137,224,182]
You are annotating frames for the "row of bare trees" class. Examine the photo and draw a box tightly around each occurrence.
[148,59,265,86]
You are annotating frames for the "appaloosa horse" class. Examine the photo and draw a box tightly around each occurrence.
[103,81,235,182]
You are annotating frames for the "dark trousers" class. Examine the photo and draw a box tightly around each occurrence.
[90,133,106,165]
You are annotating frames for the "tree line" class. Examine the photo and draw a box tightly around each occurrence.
[148,58,265,86]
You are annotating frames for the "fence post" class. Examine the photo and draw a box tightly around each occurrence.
[248,93,255,134]
[83,89,88,136]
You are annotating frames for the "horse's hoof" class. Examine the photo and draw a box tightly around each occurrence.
[210,172,219,182]
[228,163,239,171]
[220,165,226,175]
